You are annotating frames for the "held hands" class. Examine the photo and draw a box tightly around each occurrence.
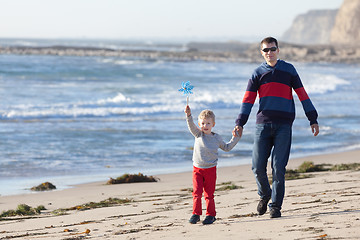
[184,105,191,117]
[311,124,320,136]
[232,125,243,138]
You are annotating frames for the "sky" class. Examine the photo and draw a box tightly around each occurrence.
[0,0,343,42]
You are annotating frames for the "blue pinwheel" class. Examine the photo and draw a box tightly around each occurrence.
[178,81,194,105]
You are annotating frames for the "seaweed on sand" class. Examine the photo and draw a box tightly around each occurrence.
[106,173,159,184]
[281,161,360,182]
[53,197,132,213]
[30,182,56,191]
[67,198,131,211]
[216,181,243,191]
[297,161,330,173]
[0,204,46,218]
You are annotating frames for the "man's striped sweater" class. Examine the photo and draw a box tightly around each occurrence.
[235,59,318,127]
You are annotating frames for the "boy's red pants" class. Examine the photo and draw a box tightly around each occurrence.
[192,166,217,216]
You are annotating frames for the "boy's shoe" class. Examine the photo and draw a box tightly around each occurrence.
[270,208,281,218]
[189,214,200,224]
[202,215,216,225]
[257,197,270,215]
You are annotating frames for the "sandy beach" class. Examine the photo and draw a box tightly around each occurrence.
[1,150,359,240]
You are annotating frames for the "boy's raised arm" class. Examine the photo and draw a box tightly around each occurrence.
[185,106,201,137]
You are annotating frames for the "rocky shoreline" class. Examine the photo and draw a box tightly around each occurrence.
[1,42,359,63]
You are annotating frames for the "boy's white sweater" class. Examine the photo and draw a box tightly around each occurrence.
[186,115,240,169]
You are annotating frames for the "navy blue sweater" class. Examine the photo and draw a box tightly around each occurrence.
[236,60,318,127]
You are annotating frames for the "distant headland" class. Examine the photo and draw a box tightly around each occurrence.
[0,41,359,63]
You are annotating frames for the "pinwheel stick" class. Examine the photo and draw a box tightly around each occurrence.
[187,96,189,106]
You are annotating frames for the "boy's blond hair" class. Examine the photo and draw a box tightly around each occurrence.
[198,109,215,122]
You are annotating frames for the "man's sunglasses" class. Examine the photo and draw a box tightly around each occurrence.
[262,47,277,52]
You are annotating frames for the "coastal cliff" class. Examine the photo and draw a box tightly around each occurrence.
[282,10,338,45]
[330,0,360,45]
[282,0,360,46]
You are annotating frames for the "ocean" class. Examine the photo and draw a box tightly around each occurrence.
[1,39,359,196]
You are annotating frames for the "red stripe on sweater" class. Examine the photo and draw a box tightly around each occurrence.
[294,87,309,101]
[242,91,257,104]
[259,82,293,100]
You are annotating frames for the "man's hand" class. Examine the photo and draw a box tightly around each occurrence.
[233,126,243,138]
[311,124,319,136]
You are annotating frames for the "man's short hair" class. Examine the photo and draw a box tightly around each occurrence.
[198,109,215,122]
[261,37,278,48]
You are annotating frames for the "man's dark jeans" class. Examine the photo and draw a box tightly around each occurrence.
[252,123,292,210]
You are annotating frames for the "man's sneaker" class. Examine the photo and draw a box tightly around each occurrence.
[257,198,270,215]
[270,208,281,218]
[189,214,200,224]
[202,215,216,225]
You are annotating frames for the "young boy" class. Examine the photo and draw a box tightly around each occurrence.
[185,105,240,224]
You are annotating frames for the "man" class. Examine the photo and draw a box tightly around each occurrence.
[234,37,319,218]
